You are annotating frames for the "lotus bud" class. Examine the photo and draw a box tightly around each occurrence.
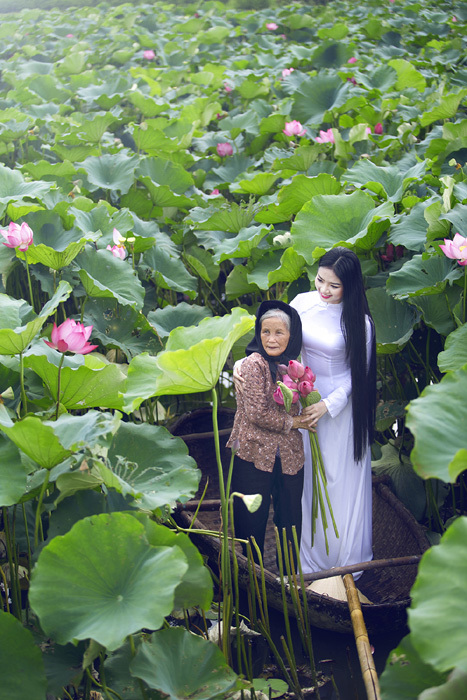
[277,364,288,376]
[288,360,305,380]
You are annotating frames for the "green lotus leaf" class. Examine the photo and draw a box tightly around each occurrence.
[354,65,397,91]
[120,353,162,413]
[76,247,145,310]
[221,110,260,137]
[139,179,194,208]
[198,25,231,44]
[419,669,467,699]
[83,298,162,360]
[407,286,460,337]
[132,516,212,610]
[76,75,131,108]
[143,246,197,297]
[29,512,189,650]
[105,422,200,510]
[233,172,279,196]
[184,245,220,284]
[209,154,255,186]
[128,90,169,117]
[0,613,47,700]
[292,73,351,126]
[195,225,270,263]
[371,442,432,521]
[437,324,467,373]
[24,346,127,410]
[29,74,72,102]
[272,146,320,173]
[130,628,238,699]
[366,287,421,354]
[311,40,349,69]
[20,224,101,270]
[0,281,72,355]
[256,173,341,223]
[387,199,436,252]
[388,58,427,92]
[0,409,118,470]
[187,202,258,233]
[408,517,467,673]
[73,112,120,144]
[387,255,461,299]
[407,367,467,482]
[147,303,212,339]
[225,264,261,300]
[154,308,255,395]
[21,159,77,182]
[291,191,394,262]
[0,163,51,204]
[345,160,426,202]
[420,91,467,128]
[380,633,447,699]
[138,157,194,194]
[247,247,306,289]
[78,153,139,194]
[238,76,269,100]
[0,433,29,506]
[439,202,467,237]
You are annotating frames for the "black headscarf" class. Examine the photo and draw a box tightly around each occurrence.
[246,300,303,382]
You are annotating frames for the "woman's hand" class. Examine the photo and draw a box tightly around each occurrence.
[233,361,246,393]
[291,415,316,432]
[300,401,328,429]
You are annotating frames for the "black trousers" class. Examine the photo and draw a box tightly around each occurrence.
[231,454,304,569]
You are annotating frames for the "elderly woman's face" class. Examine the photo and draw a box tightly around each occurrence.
[260,317,290,357]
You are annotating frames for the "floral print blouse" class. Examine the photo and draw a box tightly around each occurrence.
[227,353,304,474]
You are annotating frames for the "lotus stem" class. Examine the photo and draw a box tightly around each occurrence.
[34,471,50,549]
[23,250,35,313]
[19,351,28,416]
[55,352,65,420]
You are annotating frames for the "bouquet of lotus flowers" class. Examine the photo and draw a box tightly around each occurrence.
[273,360,339,554]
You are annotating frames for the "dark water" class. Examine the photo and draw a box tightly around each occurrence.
[266,606,405,698]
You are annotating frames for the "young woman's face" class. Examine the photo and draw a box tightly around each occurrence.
[260,317,290,357]
[315,266,344,304]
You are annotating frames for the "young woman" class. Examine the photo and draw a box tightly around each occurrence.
[227,300,310,566]
[234,248,376,576]
[291,247,376,575]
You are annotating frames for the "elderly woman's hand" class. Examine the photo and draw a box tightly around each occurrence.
[233,361,246,393]
[300,401,328,429]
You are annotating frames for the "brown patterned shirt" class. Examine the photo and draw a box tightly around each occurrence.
[227,353,304,474]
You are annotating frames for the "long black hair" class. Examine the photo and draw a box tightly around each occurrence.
[318,248,376,462]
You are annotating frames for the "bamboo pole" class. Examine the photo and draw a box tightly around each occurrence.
[343,574,381,700]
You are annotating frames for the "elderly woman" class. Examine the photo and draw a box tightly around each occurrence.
[227,300,308,566]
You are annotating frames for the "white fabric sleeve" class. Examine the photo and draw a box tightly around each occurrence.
[322,317,373,419]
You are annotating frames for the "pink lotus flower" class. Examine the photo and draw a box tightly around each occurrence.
[143,49,155,60]
[44,319,98,354]
[1,222,34,251]
[273,386,285,405]
[288,360,305,380]
[224,83,233,93]
[347,77,357,85]
[211,189,220,195]
[365,127,372,136]
[216,142,233,157]
[281,67,294,78]
[266,22,278,30]
[106,228,128,259]
[439,233,467,266]
[452,16,457,22]
[315,128,335,144]
[374,122,383,135]
[297,380,315,396]
[283,120,306,137]
[282,373,297,390]
[107,245,127,259]
[303,366,316,384]
[66,33,74,38]
[348,57,357,64]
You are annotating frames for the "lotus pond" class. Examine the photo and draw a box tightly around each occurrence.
[0,0,466,698]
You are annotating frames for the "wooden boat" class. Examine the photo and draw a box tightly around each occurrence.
[170,407,430,635]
